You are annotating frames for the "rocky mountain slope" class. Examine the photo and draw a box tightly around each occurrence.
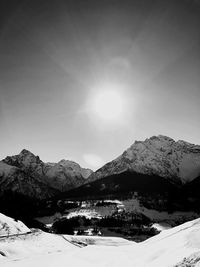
[0,161,58,200]
[0,149,93,200]
[87,135,200,185]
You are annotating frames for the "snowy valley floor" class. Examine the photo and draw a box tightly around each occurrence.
[1,217,200,267]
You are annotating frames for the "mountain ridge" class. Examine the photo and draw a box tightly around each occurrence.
[1,134,200,201]
[86,135,200,185]
[0,149,93,200]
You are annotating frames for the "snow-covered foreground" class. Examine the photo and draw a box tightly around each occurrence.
[0,230,79,259]
[0,213,30,237]
[1,213,200,266]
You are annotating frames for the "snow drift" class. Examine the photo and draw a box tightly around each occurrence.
[1,215,200,266]
[0,213,30,237]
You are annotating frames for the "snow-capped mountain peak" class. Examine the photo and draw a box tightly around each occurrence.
[0,150,93,199]
[3,149,42,169]
[87,135,200,184]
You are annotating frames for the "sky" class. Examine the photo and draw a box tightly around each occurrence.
[0,0,200,170]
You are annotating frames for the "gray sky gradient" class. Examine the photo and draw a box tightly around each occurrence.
[0,0,200,169]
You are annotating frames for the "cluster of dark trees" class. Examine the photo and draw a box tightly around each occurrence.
[0,191,57,231]
[51,211,156,240]
[52,216,92,234]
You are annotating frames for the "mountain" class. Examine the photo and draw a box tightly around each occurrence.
[0,160,58,200]
[43,159,93,190]
[87,135,200,185]
[0,149,93,200]
[2,135,200,216]
[64,135,200,213]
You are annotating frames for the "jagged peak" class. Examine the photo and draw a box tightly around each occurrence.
[147,135,175,142]
[87,134,200,185]
[58,159,78,165]
[19,149,34,156]
[177,139,196,146]
[146,135,200,148]
[18,149,41,162]
[3,149,42,168]
[130,135,175,147]
[127,135,175,153]
[58,159,93,173]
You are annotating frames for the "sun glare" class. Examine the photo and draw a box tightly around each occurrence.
[92,90,123,121]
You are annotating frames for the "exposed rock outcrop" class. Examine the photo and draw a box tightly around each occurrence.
[87,135,200,185]
[0,150,93,199]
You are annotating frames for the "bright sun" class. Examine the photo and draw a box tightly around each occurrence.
[92,90,123,121]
